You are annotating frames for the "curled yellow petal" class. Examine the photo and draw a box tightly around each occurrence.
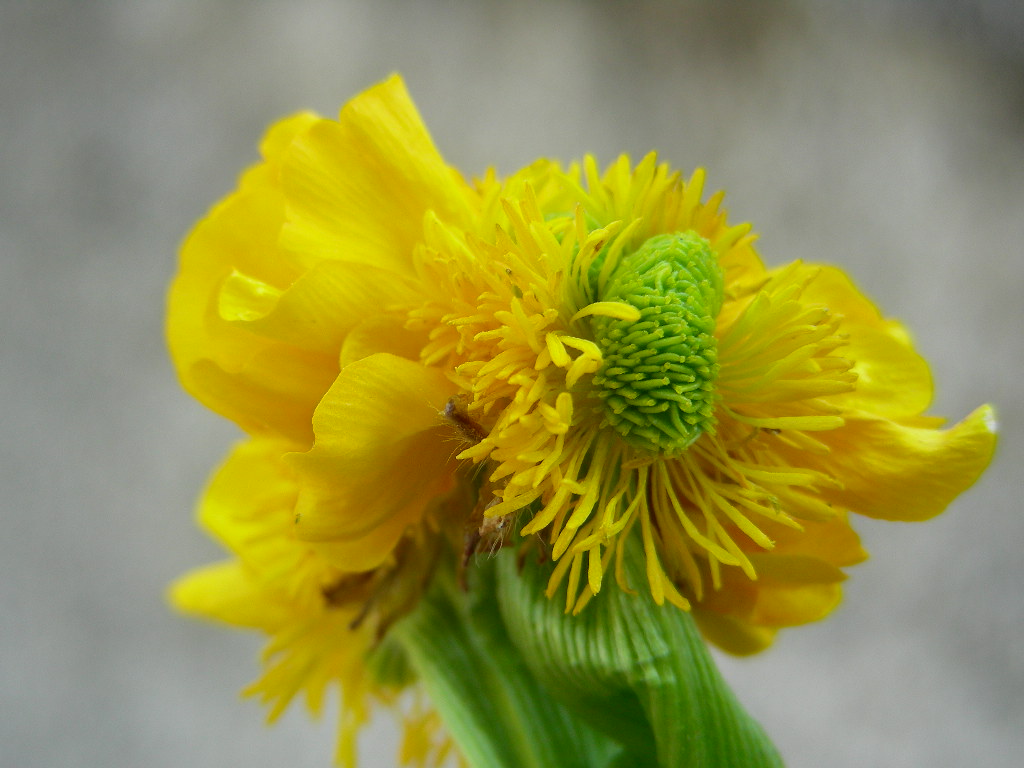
[280,74,478,271]
[287,353,458,571]
[798,405,998,522]
[168,114,328,440]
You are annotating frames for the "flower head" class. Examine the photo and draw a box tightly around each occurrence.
[168,75,997,761]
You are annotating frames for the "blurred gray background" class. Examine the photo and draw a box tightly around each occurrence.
[2,1,1022,766]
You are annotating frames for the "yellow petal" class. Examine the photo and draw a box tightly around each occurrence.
[280,75,477,272]
[198,440,294,550]
[168,561,291,630]
[195,439,342,610]
[287,353,458,571]
[259,111,321,162]
[830,323,933,418]
[768,512,868,568]
[748,582,844,628]
[746,554,847,586]
[187,346,336,445]
[339,315,428,368]
[800,265,889,329]
[167,81,465,441]
[169,111,322,373]
[796,405,998,521]
[692,609,776,656]
[167,113,333,440]
[800,266,934,418]
[220,260,419,352]
[168,172,293,396]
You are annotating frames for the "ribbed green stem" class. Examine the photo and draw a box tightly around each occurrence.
[392,546,783,768]
[391,560,621,768]
[496,545,785,768]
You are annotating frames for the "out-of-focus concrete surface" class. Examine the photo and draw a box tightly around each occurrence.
[2,2,1021,766]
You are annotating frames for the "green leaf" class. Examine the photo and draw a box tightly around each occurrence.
[496,545,784,768]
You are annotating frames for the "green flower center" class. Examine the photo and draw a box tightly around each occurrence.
[591,232,724,455]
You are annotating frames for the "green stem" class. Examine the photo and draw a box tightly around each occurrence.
[391,544,784,768]
[392,560,621,768]
[496,547,785,768]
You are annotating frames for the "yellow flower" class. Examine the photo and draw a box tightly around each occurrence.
[168,74,997,760]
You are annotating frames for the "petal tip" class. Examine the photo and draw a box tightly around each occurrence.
[979,403,999,435]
